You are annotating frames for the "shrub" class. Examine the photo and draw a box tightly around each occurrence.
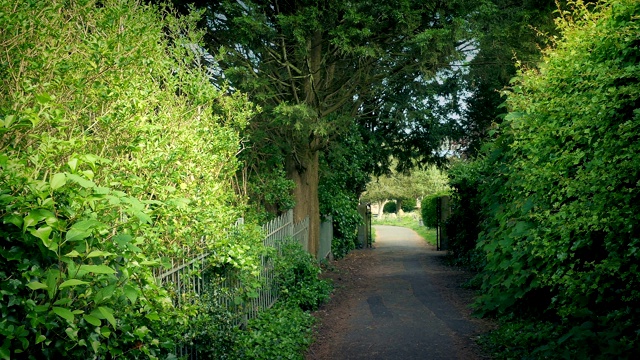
[234,303,314,360]
[421,194,441,228]
[476,0,640,357]
[383,201,397,214]
[400,198,417,212]
[445,160,486,269]
[0,0,255,357]
[274,242,332,311]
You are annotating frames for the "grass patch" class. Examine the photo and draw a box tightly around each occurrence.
[372,212,436,245]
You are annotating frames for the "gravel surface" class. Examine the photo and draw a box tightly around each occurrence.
[306,225,495,360]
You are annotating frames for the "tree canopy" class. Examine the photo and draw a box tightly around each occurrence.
[166,0,478,253]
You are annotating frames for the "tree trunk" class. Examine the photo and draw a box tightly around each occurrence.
[286,148,320,257]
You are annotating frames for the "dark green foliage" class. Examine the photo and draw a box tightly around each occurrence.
[235,303,314,360]
[420,194,440,229]
[400,198,417,213]
[0,0,257,357]
[274,242,332,311]
[459,0,560,156]
[319,124,370,259]
[383,202,397,214]
[444,161,486,269]
[476,1,640,357]
[165,0,479,232]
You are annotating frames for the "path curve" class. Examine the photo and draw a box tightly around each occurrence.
[306,225,491,360]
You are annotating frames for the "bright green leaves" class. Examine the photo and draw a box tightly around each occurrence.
[22,209,55,230]
[59,279,90,289]
[52,307,75,323]
[65,219,103,242]
[65,173,95,189]
[78,265,115,275]
[27,282,49,290]
[97,307,116,328]
[1,0,251,357]
[50,173,66,190]
[83,314,101,327]
[473,0,640,357]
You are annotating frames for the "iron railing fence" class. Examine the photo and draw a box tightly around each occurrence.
[154,210,308,358]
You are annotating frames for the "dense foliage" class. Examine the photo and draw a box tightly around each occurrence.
[0,0,262,357]
[457,0,561,156]
[319,124,372,258]
[211,242,331,359]
[420,192,451,229]
[163,0,478,256]
[443,161,485,269]
[474,1,640,357]
[382,202,397,214]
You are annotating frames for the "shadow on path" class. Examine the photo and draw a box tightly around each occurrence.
[307,225,492,360]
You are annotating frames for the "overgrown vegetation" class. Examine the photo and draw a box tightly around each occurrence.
[0,0,333,358]
[212,242,332,359]
[319,125,371,259]
[0,0,256,357]
[451,1,640,357]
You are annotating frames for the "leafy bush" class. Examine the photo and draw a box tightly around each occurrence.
[420,193,449,229]
[476,0,640,357]
[383,201,397,214]
[274,242,332,311]
[319,127,369,259]
[0,0,255,357]
[234,303,314,360]
[400,198,417,212]
[444,160,486,269]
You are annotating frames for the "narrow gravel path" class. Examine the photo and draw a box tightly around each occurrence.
[306,225,493,360]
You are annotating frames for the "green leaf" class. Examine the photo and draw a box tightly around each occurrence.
[132,209,152,224]
[80,265,115,274]
[35,334,46,345]
[3,114,15,128]
[93,284,116,304]
[86,250,114,258]
[65,219,102,242]
[35,93,52,104]
[145,313,160,321]
[50,173,66,190]
[0,339,9,360]
[83,314,101,327]
[114,234,132,247]
[52,307,74,322]
[67,158,78,172]
[123,284,138,304]
[64,250,81,258]
[23,209,54,230]
[59,279,90,289]
[3,214,23,228]
[98,307,116,328]
[29,226,53,247]
[66,173,96,188]
[71,219,103,231]
[27,281,48,290]
[65,228,90,242]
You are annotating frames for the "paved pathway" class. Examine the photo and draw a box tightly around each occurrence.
[309,225,487,360]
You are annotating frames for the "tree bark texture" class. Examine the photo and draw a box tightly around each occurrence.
[286,148,320,257]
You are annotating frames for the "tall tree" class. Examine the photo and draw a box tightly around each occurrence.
[458,0,561,155]
[168,0,474,254]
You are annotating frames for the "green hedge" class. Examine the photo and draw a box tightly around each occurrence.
[476,1,640,357]
[420,195,439,228]
[0,0,257,357]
